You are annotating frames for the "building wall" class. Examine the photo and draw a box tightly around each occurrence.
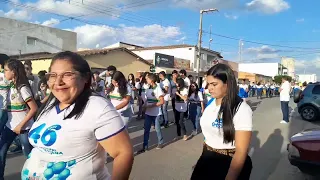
[239,63,281,78]
[22,59,52,74]
[238,72,272,84]
[0,17,77,55]
[85,51,150,77]
[281,57,295,78]
[297,74,317,83]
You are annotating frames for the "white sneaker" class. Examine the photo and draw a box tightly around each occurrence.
[280,120,288,124]
[192,130,198,136]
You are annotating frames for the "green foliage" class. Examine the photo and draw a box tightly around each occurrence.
[274,75,292,84]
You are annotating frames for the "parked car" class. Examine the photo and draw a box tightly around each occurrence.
[288,128,320,176]
[294,83,320,121]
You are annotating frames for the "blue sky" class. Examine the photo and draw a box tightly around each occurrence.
[1,0,320,77]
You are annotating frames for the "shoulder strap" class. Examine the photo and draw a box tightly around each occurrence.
[206,98,215,108]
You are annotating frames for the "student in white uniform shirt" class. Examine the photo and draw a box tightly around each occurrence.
[0,59,38,179]
[92,71,105,97]
[192,64,253,180]
[21,52,133,180]
[170,70,178,121]
[108,71,132,126]
[175,78,190,141]
[137,73,150,120]
[159,71,170,127]
[188,82,204,135]
[0,54,10,136]
[138,73,164,153]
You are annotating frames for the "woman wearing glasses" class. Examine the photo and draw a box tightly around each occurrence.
[21,51,133,180]
[0,59,38,180]
[191,64,252,180]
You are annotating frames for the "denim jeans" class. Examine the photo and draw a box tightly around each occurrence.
[0,127,32,179]
[189,103,201,131]
[175,111,187,136]
[143,115,163,148]
[161,101,169,125]
[281,101,289,122]
[0,110,8,136]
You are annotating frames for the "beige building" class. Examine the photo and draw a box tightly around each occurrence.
[16,47,152,78]
[238,72,272,84]
[281,57,295,78]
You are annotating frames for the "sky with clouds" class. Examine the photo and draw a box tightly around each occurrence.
[0,0,320,78]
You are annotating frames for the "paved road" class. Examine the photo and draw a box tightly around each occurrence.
[4,97,320,180]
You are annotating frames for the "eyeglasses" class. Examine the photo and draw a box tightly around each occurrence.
[46,71,78,83]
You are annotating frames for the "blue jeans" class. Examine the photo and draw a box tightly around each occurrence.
[281,101,289,122]
[143,115,163,148]
[0,127,32,179]
[0,110,8,136]
[189,103,201,131]
[161,101,169,125]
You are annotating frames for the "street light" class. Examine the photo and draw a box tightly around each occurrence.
[196,8,219,84]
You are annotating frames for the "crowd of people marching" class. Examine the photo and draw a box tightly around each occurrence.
[0,51,256,180]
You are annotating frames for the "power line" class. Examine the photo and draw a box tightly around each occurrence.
[203,31,320,50]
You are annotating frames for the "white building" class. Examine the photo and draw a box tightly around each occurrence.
[0,17,77,55]
[281,57,295,78]
[239,63,285,78]
[297,74,317,83]
[131,44,223,73]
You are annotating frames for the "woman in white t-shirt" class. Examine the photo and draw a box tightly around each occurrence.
[191,64,253,180]
[108,71,132,126]
[0,59,38,179]
[21,51,133,180]
[188,82,204,135]
[175,78,189,141]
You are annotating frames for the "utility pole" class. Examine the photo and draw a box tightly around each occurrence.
[196,9,218,84]
[238,39,243,62]
[209,25,212,49]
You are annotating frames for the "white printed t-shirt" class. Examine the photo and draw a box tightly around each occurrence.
[109,85,132,112]
[280,81,291,102]
[22,95,125,180]
[200,99,252,149]
[175,88,188,112]
[160,78,170,101]
[141,83,149,102]
[145,85,164,116]
[6,84,34,130]
[0,71,10,109]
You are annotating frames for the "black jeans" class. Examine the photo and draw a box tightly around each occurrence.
[281,101,289,122]
[175,111,187,136]
[192,145,252,180]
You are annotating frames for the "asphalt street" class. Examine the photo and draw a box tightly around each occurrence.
[4,97,320,180]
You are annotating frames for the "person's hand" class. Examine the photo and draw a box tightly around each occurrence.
[13,124,23,134]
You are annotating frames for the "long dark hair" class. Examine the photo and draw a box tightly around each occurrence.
[5,59,32,93]
[109,71,128,98]
[128,73,135,87]
[207,64,242,144]
[188,82,199,98]
[176,78,185,92]
[36,51,92,120]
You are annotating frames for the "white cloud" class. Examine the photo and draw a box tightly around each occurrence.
[295,57,320,78]
[73,24,183,48]
[296,18,304,23]
[41,18,60,27]
[247,45,280,54]
[173,0,239,10]
[246,0,290,14]
[224,13,238,20]
[3,9,31,20]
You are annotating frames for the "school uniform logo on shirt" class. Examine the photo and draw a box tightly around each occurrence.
[212,118,223,128]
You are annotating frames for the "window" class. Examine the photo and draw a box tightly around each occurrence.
[312,85,320,94]
[27,37,36,45]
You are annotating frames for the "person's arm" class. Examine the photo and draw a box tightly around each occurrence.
[199,92,204,113]
[99,70,108,79]
[40,95,49,104]
[176,89,188,101]
[147,95,164,108]
[115,96,131,110]
[95,102,134,180]
[14,87,38,134]
[225,103,252,180]
[99,131,133,180]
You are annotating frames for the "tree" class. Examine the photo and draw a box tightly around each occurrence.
[274,75,292,84]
